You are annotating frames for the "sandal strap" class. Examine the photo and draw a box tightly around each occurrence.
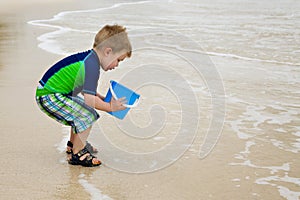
[85,141,98,154]
[70,147,100,167]
[66,141,97,154]
[77,147,90,157]
[67,141,73,148]
[85,154,95,162]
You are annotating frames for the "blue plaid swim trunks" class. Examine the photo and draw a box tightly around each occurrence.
[36,93,99,134]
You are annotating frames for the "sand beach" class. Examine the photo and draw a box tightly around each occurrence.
[0,0,95,199]
[0,0,299,199]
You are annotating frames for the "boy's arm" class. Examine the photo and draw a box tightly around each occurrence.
[84,93,126,112]
[96,92,105,100]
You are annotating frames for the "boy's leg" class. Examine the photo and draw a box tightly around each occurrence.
[72,127,101,165]
[73,127,91,154]
[36,93,100,165]
[67,127,98,153]
[69,128,75,144]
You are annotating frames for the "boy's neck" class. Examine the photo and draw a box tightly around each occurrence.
[92,47,104,67]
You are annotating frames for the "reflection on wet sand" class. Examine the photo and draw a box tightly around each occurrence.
[55,165,100,199]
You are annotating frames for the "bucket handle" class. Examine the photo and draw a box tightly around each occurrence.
[109,82,139,108]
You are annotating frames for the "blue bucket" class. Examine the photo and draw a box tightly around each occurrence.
[104,80,140,119]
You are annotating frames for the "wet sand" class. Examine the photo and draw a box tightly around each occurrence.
[1,1,299,200]
[0,1,94,199]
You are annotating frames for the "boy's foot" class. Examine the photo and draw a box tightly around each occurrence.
[66,141,98,154]
[68,146,101,167]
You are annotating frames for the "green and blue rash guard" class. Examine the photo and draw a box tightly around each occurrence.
[36,49,100,97]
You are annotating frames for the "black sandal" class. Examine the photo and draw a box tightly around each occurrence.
[66,141,98,154]
[68,146,101,167]
[85,141,98,154]
[66,141,73,154]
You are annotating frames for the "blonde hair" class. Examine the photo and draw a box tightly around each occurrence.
[93,24,132,57]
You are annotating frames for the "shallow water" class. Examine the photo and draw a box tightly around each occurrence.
[28,0,300,199]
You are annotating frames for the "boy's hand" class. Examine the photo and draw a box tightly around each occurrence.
[110,97,127,112]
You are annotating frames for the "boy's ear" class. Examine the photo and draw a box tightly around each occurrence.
[104,47,112,56]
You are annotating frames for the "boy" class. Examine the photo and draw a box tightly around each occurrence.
[35,24,132,167]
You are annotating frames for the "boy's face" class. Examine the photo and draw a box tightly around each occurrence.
[101,48,127,71]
